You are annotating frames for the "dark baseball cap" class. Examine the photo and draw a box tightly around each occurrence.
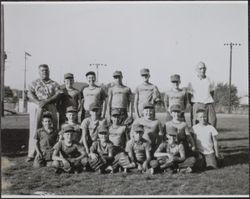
[42,111,52,119]
[170,104,181,112]
[170,74,180,82]
[140,68,150,76]
[111,109,120,116]
[133,124,144,132]
[196,107,206,113]
[85,71,96,77]
[66,106,77,113]
[63,125,75,133]
[113,71,122,77]
[98,125,109,134]
[143,102,154,109]
[89,102,101,111]
[64,73,74,79]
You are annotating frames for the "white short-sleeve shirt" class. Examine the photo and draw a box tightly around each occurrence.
[192,124,218,155]
[188,76,215,104]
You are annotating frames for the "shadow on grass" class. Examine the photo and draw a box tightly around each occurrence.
[217,128,241,133]
[220,151,249,168]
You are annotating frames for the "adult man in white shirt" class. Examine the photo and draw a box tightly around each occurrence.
[188,62,217,128]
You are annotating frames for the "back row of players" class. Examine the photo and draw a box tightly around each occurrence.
[26,62,221,174]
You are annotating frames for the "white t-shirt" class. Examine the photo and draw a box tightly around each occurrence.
[188,76,215,104]
[192,124,218,155]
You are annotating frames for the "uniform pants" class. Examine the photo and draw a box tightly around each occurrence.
[192,103,217,128]
[195,152,218,170]
[27,102,58,158]
[33,149,54,168]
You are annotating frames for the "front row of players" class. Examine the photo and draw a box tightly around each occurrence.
[33,102,222,174]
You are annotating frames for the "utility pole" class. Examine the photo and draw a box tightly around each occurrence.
[89,63,107,83]
[1,5,5,117]
[224,42,241,114]
[23,51,31,113]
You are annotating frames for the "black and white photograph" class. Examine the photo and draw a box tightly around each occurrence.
[0,1,248,197]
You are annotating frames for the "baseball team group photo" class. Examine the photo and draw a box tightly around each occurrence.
[1,1,248,197]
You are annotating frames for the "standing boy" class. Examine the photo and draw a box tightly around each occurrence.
[33,112,58,168]
[164,74,188,122]
[57,73,82,125]
[134,68,161,118]
[52,125,89,173]
[107,70,133,125]
[81,71,107,120]
[192,109,222,170]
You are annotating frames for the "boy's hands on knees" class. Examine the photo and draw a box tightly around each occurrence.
[62,159,71,168]
[89,153,98,161]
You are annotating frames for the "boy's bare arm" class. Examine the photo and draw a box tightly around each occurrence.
[212,135,220,157]
[134,93,140,118]
[173,145,185,163]
[35,140,42,157]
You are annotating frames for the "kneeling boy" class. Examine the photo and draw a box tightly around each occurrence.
[33,112,58,168]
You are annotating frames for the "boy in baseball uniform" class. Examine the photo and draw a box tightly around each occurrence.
[80,102,107,154]
[152,126,196,174]
[192,109,222,170]
[33,112,58,168]
[165,104,196,159]
[88,125,115,174]
[131,102,163,155]
[57,73,82,125]
[81,71,107,120]
[126,124,152,173]
[134,68,161,118]
[164,74,188,122]
[52,125,89,174]
[59,106,82,143]
[107,70,133,126]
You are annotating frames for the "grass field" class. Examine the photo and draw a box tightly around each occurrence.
[1,113,249,196]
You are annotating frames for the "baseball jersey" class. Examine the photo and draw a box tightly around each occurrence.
[60,122,82,143]
[192,124,218,155]
[29,78,60,101]
[58,87,82,113]
[109,125,127,148]
[188,76,215,104]
[53,140,87,159]
[80,118,107,143]
[164,88,187,111]
[90,140,114,156]
[108,85,132,109]
[126,138,151,163]
[34,127,58,152]
[156,142,184,157]
[135,83,161,114]
[131,117,163,148]
[82,85,107,111]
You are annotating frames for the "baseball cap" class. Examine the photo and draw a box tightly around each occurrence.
[42,111,52,119]
[85,71,96,77]
[170,104,181,112]
[111,109,120,116]
[133,124,144,132]
[89,102,101,111]
[113,71,122,77]
[140,68,150,76]
[143,102,154,109]
[170,74,180,82]
[63,125,75,133]
[98,125,109,134]
[64,73,74,79]
[166,125,178,136]
[197,61,206,69]
[66,106,77,113]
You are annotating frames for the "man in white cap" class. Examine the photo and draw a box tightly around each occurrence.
[188,62,217,127]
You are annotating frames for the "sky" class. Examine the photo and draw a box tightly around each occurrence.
[3,1,248,96]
